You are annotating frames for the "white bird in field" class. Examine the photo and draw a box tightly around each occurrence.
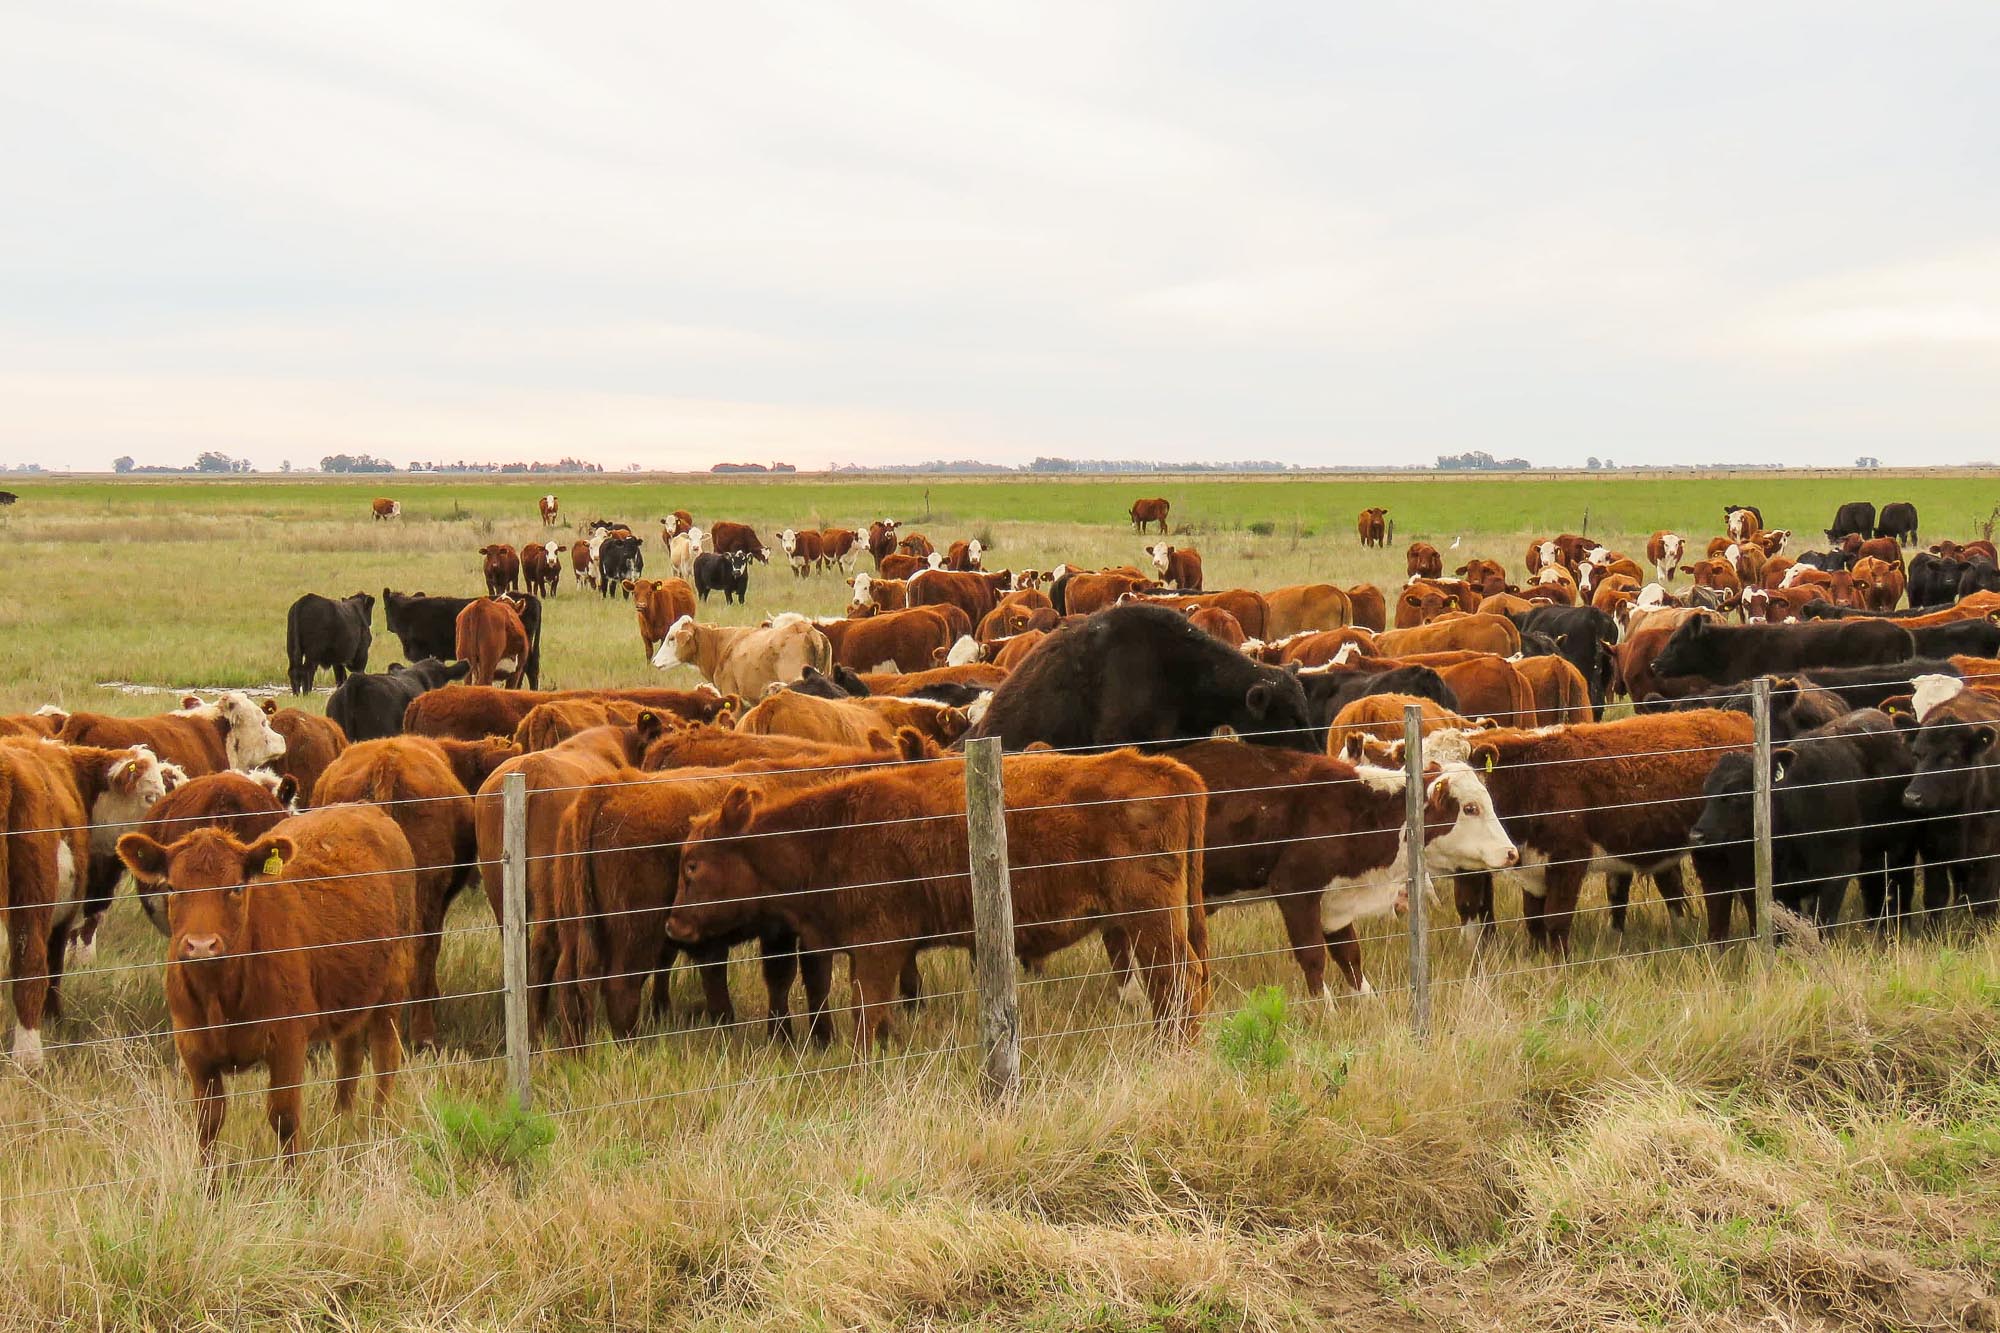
[1449,536,1462,549]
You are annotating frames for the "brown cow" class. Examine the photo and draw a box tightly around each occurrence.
[1395,579,1464,628]
[1182,606,1246,647]
[1405,542,1443,579]
[1851,556,1905,611]
[1259,628,1378,667]
[1145,543,1202,590]
[0,739,171,1064]
[1479,592,1541,619]
[1448,710,1755,953]
[671,749,1209,1048]
[778,527,825,577]
[942,538,985,571]
[258,702,347,804]
[404,684,732,741]
[824,605,962,673]
[1063,570,1159,616]
[990,629,1049,670]
[1135,588,1269,640]
[848,571,910,613]
[1679,558,1743,610]
[707,520,770,563]
[1356,506,1389,547]
[1578,552,1643,599]
[1740,585,1828,623]
[1374,613,1521,658]
[1453,558,1510,597]
[455,597,530,688]
[1345,584,1387,633]
[856,663,1011,696]
[1327,693,1479,752]
[866,519,901,567]
[115,806,416,1165]
[570,537,595,590]
[877,552,930,580]
[896,532,936,558]
[627,577,698,661]
[538,494,559,526]
[906,568,1010,623]
[1645,531,1686,583]
[0,709,64,740]
[1129,497,1171,534]
[819,527,858,573]
[1857,536,1903,567]
[662,510,694,537]
[314,735,517,1049]
[521,539,562,597]
[478,544,521,597]
[371,497,400,521]
[1589,574,1642,623]
[1169,739,1513,997]
[738,690,969,750]
[1263,584,1352,637]
[59,693,288,777]
[1616,607,1716,707]
[975,589,1057,644]
[1517,654,1592,726]
[513,698,652,751]
[1527,566,1579,606]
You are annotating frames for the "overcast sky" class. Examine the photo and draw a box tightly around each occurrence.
[3,2,1996,471]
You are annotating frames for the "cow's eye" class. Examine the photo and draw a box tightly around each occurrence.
[1463,805,1481,816]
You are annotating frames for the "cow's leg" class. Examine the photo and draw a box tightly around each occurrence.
[1539,865,1585,955]
[599,925,654,1039]
[758,933,799,1041]
[409,889,450,1052]
[691,944,735,1026]
[1654,863,1690,920]
[1323,924,1366,994]
[848,946,908,1051]
[1101,927,1141,1008]
[897,953,922,1010]
[7,902,51,1068]
[332,1030,365,1114]
[1130,916,1198,1038]
[1453,870,1497,943]
[265,1038,307,1163]
[799,947,835,1047]
[369,1005,402,1111]
[1604,871,1634,933]
[42,921,70,1022]
[189,1063,227,1169]
[1273,892,1331,999]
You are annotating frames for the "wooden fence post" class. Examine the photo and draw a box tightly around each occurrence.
[1404,705,1430,1039]
[501,770,533,1109]
[963,737,1019,1101]
[1751,678,1775,953]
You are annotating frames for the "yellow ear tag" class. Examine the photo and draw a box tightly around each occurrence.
[1484,754,1495,773]
[263,850,285,876]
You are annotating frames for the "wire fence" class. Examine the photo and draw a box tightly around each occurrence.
[2,669,1998,1202]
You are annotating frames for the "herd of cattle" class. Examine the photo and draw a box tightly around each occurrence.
[6,490,2000,1166]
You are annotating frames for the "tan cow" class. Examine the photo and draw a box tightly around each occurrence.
[651,613,834,698]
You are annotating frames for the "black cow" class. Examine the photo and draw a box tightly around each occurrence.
[1824,501,1876,544]
[1909,617,2000,660]
[1906,553,1965,608]
[1691,710,1920,938]
[598,535,644,598]
[1708,675,1848,738]
[0,491,16,506]
[1300,665,1456,737]
[785,665,872,699]
[284,591,374,694]
[382,588,543,688]
[1792,549,1850,573]
[1902,687,2000,916]
[1875,502,1919,547]
[326,658,471,741]
[966,602,1314,753]
[1799,600,1952,621]
[1800,659,1959,711]
[693,550,753,604]
[1514,604,1617,717]
[1650,616,1914,686]
[1958,560,2000,599]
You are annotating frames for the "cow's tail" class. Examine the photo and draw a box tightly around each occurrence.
[366,746,400,806]
[809,629,834,678]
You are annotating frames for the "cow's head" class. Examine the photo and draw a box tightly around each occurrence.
[671,786,772,943]
[1419,759,1516,873]
[117,826,292,970]
[1147,543,1171,574]
[778,529,798,555]
[208,692,286,771]
[650,615,699,671]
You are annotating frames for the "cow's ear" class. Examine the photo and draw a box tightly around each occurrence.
[1770,746,1797,784]
[261,698,278,717]
[1679,565,1696,574]
[1469,743,1500,774]
[241,834,297,880]
[715,785,758,834]
[447,661,473,681]
[894,727,929,759]
[275,774,300,806]
[1339,734,1365,762]
[116,833,171,884]
[1245,682,1273,717]
[634,710,664,743]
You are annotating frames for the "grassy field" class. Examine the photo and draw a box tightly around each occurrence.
[1,473,1997,1329]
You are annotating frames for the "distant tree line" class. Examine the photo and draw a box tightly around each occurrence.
[1435,450,1530,471]
[709,461,798,473]
[112,451,253,474]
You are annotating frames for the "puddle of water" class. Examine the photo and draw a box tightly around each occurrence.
[96,681,330,698]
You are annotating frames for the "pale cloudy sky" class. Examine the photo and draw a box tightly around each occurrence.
[3,1,1996,471]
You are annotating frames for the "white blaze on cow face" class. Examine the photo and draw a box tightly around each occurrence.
[543,541,560,563]
[779,529,798,555]
[1421,764,1516,873]
[1535,567,1566,586]
[1147,542,1170,575]
[1779,565,1805,588]
[89,747,170,857]
[925,551,944,570]
[219,692,286,771]
[945,635,981,666]
[851,572,872,605]
[966,539,983,569]
[1537,540,1558,568]
[1911,674,1965,721]
[651,616,697,670]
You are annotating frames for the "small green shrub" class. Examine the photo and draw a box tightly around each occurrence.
[1215,985,1291,1074]
[412,1095,556,1194]
[1246,520,1276,537]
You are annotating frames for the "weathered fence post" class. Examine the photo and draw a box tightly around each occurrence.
[963,737,1020,1101]
[1403,705,1430,1039]
[501,770,533,1109]
[1751,678,1776,953]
